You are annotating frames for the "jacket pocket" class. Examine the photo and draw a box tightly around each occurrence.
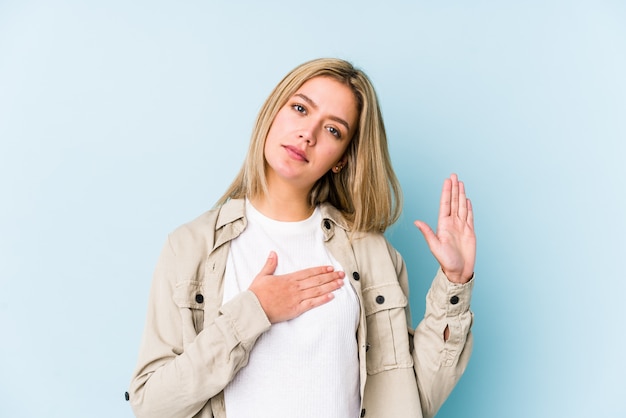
[173,280,205,336]
[363,282,413,375]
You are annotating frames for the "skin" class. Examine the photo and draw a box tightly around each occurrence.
[253,76,358,221]
[249,76,357,323]
[248,77,476,333]
[414,174,475,284]
[414,174,475,341]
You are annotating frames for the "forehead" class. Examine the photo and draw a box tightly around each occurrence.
[292,76,358,121]
[294,76,352,99]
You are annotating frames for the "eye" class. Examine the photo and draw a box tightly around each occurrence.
[327,126,342,139]
[292,103,306,114]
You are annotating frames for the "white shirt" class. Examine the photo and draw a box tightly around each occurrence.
[222,200,360,418]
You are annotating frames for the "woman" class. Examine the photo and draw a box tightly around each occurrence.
[129,58,475,418]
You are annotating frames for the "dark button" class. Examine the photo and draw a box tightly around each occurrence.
[124,391,129,401]
[195,294,204,304]
[375,295,385,304]
[323,219,331,229]
[361,408,366,417]
[352,271,360,281]
[450,295,459,305]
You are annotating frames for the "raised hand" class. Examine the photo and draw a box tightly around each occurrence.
[248,251,345,323]
[414,174,476,284]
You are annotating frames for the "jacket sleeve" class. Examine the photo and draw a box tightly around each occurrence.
[393,249,474,418]
[128,235,271,418]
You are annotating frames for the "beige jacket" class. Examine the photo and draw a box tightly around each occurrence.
[129,199,474,418]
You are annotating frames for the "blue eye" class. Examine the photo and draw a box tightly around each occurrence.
[328,126,341,138]
[292,104,306,114]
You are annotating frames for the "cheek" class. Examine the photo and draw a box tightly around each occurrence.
[333,138,352,159]
[264,120,282,153]
[268,109,290,135]
[321,144,347,168]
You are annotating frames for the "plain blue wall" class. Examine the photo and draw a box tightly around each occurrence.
[1,1,624,417]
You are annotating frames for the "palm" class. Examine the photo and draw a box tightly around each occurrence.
[414,174,476,283]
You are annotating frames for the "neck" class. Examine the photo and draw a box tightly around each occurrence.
[249,189,314,222]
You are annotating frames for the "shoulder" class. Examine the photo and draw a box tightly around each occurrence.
[319,202,402,267]
[167,198,246,254]
[353,232,402,267]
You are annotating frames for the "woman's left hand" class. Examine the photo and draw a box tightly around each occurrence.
[414,173,476,284]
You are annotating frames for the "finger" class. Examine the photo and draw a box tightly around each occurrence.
[414,220,440,250]
[439,177,452,219]
[467,198,474,229]
[297,270,345,290]
[300,276,345,298]
[450,173,459,216]
[291,265,336,281]
[297,292,336,314]
[258,251,278,276]
[458,180,468,220]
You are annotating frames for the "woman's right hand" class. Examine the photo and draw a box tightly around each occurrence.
[248,251,345,323]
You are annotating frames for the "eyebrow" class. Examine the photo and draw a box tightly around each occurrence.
[294,93,351,132]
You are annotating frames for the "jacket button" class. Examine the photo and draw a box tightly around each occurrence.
[450,295,459,305]
[375,295,385,304]
[352,271,360,281]
[323,219,331,229]
[195,294,204,304]
[361,409,366,417]
[124,391,129,401]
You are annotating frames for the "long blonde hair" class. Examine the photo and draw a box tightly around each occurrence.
[217,58,402,233]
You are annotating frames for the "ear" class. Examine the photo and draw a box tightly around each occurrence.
[338,155,348,167]
[331,155,349,173]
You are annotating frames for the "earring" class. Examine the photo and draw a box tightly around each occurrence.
[333,164,343,173]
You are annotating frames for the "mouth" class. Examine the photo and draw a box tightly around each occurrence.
[283,145,309,162]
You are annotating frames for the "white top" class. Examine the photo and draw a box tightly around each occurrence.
[222,200,360,418]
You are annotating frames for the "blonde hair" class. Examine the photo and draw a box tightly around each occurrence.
[217,58,402,233]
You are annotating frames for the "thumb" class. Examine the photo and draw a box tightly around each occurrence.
[414,220,439,249]
[258,251,278,276]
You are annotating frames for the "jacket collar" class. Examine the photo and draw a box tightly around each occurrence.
[215,198,350,237]
[213,199,247,250]
[216,198,246,229]
[319,202,350,231]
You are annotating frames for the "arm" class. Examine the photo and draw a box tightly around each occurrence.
[413,268,474,417]
[129,236,271,418]
[129,241,344,417]
[411,173,477,417]
[389,246,473,418]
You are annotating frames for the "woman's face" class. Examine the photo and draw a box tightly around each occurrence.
[263,76,359,193]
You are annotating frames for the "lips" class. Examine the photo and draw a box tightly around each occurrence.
[283,145,309,162]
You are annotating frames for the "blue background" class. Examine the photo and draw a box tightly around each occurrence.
[1,1,624,417]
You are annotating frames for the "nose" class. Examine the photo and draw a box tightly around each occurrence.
[298,122,317,146]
